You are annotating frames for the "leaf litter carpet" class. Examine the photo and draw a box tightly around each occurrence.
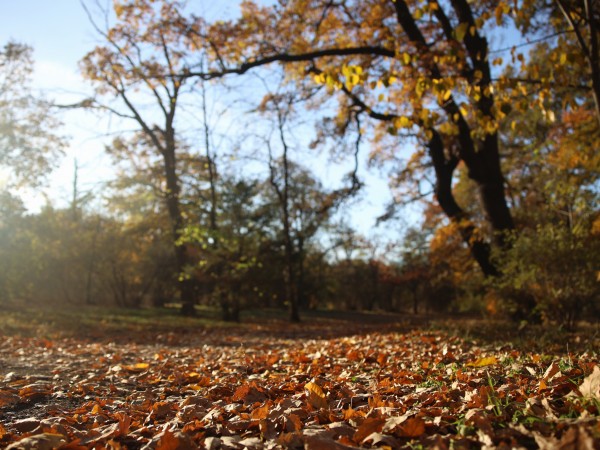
[1,321,599,449]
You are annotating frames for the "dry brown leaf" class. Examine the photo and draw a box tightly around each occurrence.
[233,383,267,404]
[577,365,600,399]
[305,434,357,450]
[397,417,426,438]
[382,414,409,433]
[353,417,385,443]
[285,413,303,432]
[155,430,198,450]
[121,362,150,372]
[251,402,270,420]
[0,390,20,407]
[5,433,66,450]
[362,431,400,447]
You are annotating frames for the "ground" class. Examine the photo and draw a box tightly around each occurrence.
[0,306,599,449]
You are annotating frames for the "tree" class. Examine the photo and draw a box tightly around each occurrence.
[179,177,266,322]
[80,0,206,315]
[0,41,64,187]
[258,88,353,321]
[554,0,600,125]
[183,0,520,277]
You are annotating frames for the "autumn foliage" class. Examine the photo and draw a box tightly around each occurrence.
[1,314,600,449]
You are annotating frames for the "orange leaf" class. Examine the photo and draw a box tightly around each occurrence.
[155,430,180,450]
[543,362,561,381]
[343,407,363,420]
[284,413,303,432]
[116,413,131,436]
[353,417,385,443]
[250,402,270,420]
[233,384,267,404]
[0,390,20,407]
[397,417,426,438]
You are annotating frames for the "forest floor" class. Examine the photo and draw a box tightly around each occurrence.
[1,305,599,449]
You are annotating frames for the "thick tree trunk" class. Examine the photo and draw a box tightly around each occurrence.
[392,0,515,275]
[428,130,501,276]
[474,136,514,246]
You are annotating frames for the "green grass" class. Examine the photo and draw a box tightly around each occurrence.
[0,304,227,340]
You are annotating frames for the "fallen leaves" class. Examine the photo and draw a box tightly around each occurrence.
[577,365,600,399]
[304,381,328,410]
[466,355,498,367]
[0,326,599,449]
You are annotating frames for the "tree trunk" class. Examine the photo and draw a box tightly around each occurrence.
[428,130,500,276]
[163,144,195,316]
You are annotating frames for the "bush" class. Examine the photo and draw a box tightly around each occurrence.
[493,219,600,330]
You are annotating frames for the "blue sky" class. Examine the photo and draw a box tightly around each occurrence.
[0,1,107,205]
[0,1,93,67]
[0,1,248,203]
[0,1,401,248]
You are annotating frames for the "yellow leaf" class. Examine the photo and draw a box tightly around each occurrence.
[560,53,567,65]
[395,116,413,128]
[347,74,360,87]
[402,52,411,65]
[122,362,150,372]
[305,381,328,409]
[466,356,498,367]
